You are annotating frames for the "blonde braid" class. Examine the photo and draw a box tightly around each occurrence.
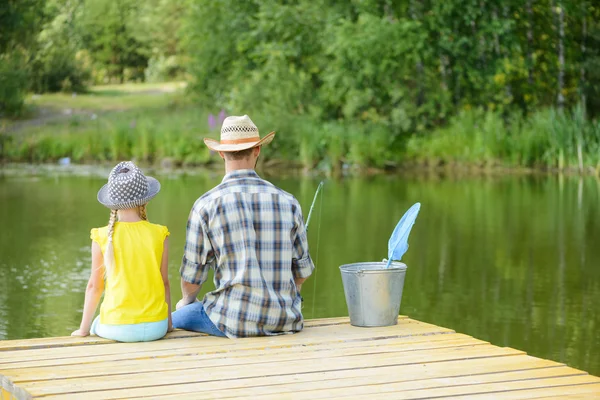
[104,209,118,275]
[138,204,148,221]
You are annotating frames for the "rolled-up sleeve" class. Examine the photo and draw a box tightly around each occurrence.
[180,206,215,285]
[291,200,315,279]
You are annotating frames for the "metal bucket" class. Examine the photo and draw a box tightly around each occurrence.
[339,261,407,327]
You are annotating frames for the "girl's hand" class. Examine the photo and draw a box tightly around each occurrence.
[167,324,174,333]
[71,329,90,337]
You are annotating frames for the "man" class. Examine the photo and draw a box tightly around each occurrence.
[172,115,315,338]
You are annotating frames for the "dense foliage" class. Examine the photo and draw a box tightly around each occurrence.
[0,0,183,116]
[182,0,600,171]
[184,0,600,121]
[1,0,600,171]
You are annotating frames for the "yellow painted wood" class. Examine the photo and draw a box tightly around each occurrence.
[18,345,523,397]
[0,318,449,366]
[1,387,12,400]
[5,337,486,382]
[46,355,560,400]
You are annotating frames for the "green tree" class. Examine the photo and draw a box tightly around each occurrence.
[30,0,91,93]
[79,0,149,83]
[133,0,185,81]
[0,0,46,116]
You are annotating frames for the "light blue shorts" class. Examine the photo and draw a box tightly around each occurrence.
[91,316,168,342]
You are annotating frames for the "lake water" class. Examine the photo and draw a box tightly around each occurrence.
[0,168,598,376]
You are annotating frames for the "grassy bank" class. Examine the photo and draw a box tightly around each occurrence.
[1,84,599,175]
[405,106,600,174]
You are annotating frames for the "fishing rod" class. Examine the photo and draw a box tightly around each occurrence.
[305,181,324,231]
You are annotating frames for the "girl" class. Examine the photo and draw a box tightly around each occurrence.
[71,161,172,342]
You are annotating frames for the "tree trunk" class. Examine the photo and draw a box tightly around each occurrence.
[494,6,513,101]
[492,7,501,55]
[410,0,425,106]
[478,1,487,70]
[556,1,565,111]
[526,0,534,86]
[440,54,448,91]
[580,1,587,118]
[471,19,486,70]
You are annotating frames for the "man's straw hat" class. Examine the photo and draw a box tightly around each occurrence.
[204,115,275,152]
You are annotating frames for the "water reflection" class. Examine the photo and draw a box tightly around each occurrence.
[0,171,598,375]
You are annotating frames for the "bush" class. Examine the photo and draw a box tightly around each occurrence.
[145,55,182,83]
[30,14,90,93]
[0,53,29,117]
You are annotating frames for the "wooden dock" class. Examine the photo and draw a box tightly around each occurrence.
[1,316,598,399]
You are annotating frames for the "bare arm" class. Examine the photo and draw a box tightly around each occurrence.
[295,277,307,292]
[177,279,202,310]
[160,238,173,332]
[72,241,105,336]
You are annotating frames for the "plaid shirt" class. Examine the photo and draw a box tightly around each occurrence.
[181,169,314,338]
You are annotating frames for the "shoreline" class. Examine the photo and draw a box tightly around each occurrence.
[1,160,598,179]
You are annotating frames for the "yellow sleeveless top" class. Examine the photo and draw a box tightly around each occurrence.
[90,221,169,325]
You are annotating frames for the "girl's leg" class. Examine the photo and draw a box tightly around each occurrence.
[172,302,227,337]
[94,319,167,342]
[93,320,145,342]
[90,316,101,335]
[142,319,169,342]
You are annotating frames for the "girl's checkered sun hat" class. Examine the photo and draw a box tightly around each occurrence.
[97,161,161,209]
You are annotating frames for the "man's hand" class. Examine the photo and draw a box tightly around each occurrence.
[295,277,307,293]
[176,297,199,310]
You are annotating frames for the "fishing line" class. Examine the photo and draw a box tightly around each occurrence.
[305,181,324,230]
[310,182,324,318]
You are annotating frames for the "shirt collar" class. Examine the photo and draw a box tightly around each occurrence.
[222,169,260,183]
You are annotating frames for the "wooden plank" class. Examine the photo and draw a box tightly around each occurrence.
[440,382,600,400]
[0,319,450,366]
[0,330,203,352]
[5,337,486,382]
[358,375,600,400]
[2,331,472,372]
[17,345,523,397]
[303,316,395,327]
[43,355,562,400]
[531,391,600,400]
[302,316,405,327]
[530,393,600,400]
[3,316,595,400]
[152,366,585,400]
[0,316,361,352]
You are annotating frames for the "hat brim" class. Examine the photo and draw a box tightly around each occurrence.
[203,131,275,152]
[97,176,161,210]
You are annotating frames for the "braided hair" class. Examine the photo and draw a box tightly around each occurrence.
[138,204,148,221]
[104,209,118,275]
